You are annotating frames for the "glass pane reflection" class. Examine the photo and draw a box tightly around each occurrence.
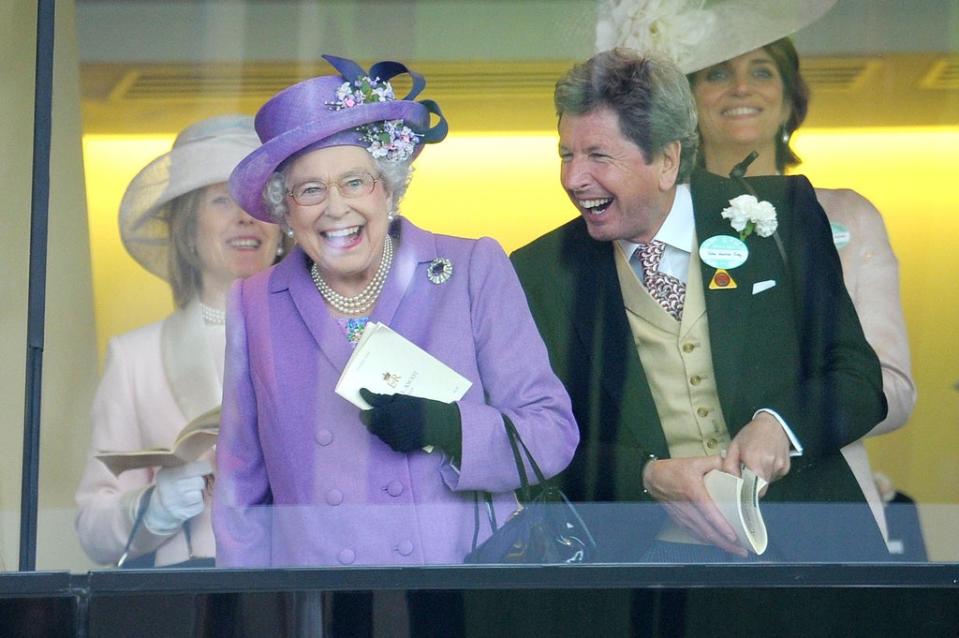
[25,0,956,579]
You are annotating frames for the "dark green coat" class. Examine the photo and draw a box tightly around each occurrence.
[511,169,888,561]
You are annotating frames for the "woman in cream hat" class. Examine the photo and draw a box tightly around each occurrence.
[600,0,915,550]
[213,55,578,568]
[75,115,285,567]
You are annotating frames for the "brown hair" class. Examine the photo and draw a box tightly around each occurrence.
[763,37,809,171]
[166,187,291,308]
[688,37,809,172]
[166,189,205,309]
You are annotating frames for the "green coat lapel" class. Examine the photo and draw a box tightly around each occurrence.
[564,223,671,460]
[691,169,791,435]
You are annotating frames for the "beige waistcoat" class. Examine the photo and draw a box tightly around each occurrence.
[614,243,732,543]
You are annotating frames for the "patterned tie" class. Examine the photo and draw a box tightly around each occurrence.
[634,241,686,321]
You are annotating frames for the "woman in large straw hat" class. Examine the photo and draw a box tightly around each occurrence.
[599,0,915,550]
[75,115,285,567]
[213,55,578,567]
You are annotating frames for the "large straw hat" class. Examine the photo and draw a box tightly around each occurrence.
[595,0,837,73]
[119,115,260,280]
[229,54,448,223]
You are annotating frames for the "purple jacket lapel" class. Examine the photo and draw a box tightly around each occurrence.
[371,218,437,326]
[271,247,354,373]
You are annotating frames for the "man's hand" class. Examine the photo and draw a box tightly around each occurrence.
[643,456,747,557]
[721,411,791,485]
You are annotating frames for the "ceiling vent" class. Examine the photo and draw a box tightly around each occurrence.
[919,57,959,89]
[801,58,879,92]
[106,62,570,103]
[108,65,327,101]
[407,63,566,98]
[106,59,885,102]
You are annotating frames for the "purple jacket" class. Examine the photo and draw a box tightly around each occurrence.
[214,218,578,567]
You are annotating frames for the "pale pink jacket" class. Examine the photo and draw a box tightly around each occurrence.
[75,301,218,566]
[819,188,917,541]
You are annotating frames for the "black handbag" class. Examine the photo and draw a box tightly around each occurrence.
[464,417,596,564]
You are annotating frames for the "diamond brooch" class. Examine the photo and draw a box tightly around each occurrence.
[427,257,453,285]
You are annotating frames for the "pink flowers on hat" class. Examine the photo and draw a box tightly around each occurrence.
[329,75,422,162]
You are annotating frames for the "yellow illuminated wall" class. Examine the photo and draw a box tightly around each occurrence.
[83,131,577,355]
[84,135,183,353]
[789,128,959,512]
[84,127,959,541]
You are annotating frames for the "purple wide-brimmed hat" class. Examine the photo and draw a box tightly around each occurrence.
[230,54,448,222]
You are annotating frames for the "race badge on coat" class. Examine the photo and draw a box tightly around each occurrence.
[699,235,748,270]
[830,222,851,250]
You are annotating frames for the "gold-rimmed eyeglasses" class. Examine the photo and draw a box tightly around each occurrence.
[287,172,379,206]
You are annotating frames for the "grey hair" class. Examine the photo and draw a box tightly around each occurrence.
[262,152,414,223]
[554,48,699,182]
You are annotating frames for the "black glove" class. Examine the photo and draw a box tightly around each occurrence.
[359,388,462,458]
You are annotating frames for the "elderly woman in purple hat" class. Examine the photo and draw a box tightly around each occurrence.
[76,115,285,568]
[213,55,578,567]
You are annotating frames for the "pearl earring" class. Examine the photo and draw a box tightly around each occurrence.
[780,125,790,145]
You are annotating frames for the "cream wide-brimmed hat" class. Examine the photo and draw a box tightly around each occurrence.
[595,0,838,73]
[118,115,261,280]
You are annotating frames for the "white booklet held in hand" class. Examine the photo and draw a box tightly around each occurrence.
[335,321,472,411]
[704,467,769,555]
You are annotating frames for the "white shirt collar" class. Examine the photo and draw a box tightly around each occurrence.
[616,183,694,258]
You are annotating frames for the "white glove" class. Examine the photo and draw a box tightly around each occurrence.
[142,460,212,535]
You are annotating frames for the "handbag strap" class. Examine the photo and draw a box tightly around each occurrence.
[470,491,501,554]
[502,416,548,503]
[468,415,542,553]
[471,491,482,552]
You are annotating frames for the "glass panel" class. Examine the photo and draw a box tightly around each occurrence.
[26,0,954,586]
[0,0,37,574]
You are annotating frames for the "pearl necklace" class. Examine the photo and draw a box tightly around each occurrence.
[310,235,394,315]
[200,302,226,326]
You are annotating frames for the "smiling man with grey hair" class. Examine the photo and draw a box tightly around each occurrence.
[511,48,888,562]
